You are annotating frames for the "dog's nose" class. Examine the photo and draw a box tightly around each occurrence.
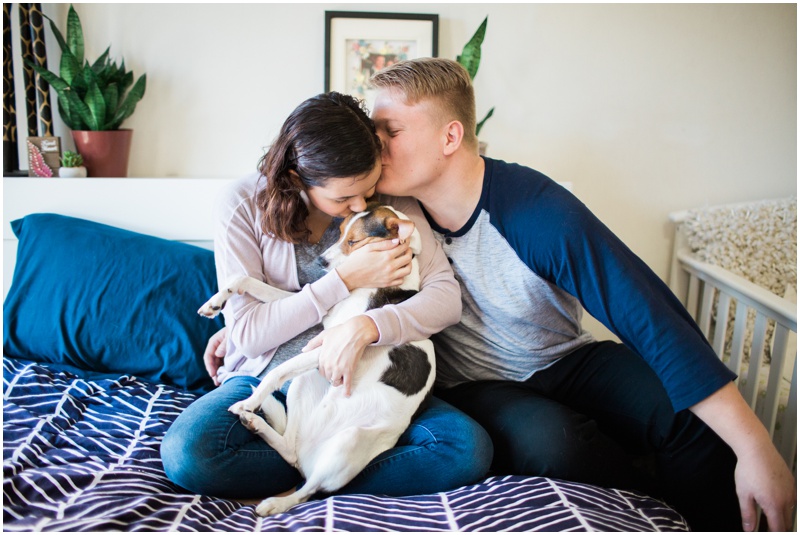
[317,256,329,269]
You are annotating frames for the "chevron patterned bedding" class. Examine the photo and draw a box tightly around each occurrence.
[3,356,688,532]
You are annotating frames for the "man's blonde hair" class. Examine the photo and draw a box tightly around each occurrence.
[370,57,478,150]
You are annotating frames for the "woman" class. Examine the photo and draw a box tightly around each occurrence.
[161,92,492,500]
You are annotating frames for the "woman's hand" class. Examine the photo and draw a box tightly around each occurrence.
[204,327,228,386]
[304,315,379,396]
[336,239,412,291]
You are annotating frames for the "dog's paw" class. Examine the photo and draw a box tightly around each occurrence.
[255,496,298,516]
[197,289,235,318]
[229,399,259,416]
[237,411,262,434]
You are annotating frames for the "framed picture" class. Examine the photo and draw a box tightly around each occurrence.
[325,11,438,109]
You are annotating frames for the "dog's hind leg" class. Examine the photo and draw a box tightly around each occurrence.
[254,426,396,516]
[237,410,297,466]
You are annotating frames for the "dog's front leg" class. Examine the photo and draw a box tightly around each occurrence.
[229,349,322,416]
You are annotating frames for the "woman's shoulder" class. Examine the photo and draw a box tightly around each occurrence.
[216,173,264,220]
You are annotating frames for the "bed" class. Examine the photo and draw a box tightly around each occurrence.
[0,177,788,531]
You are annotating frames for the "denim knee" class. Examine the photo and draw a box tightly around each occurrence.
[420,397,493,487]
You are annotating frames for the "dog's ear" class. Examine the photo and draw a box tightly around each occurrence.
[386,217,416,242]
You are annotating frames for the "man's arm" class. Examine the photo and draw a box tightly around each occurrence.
[691,382,796,531]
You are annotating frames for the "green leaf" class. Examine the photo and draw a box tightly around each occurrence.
[83,78,106,131]
[476,106,494,137]
[103,83,119,127]
[65,89,94,130]
[457,16,487,79]
[58,48,82,86]
[42,13,69,54]
[66,5,84,66]
[91,47,111,73]
[110,74,146,129]
[26,61,69,92]
[56,96,83,130]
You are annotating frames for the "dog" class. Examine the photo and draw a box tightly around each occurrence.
[197,203,435,516]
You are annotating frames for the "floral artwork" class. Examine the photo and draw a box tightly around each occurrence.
[345,39,416,97]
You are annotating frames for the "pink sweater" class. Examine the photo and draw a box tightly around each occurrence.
[214,173,462,383]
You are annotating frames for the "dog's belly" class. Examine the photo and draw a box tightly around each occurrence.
[287,343,434,475]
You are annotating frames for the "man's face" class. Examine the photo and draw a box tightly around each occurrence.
[372,88,443,198]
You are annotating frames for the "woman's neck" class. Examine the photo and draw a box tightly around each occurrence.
[305,205,333,244]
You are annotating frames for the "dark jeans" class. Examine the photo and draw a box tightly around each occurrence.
[436,340,742,532]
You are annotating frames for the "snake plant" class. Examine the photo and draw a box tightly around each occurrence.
[26,5,146,131]
[457,16,494,137]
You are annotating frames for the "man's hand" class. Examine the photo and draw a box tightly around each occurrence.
[691,382,796,531]
[733,437,796,531]
[303,316,379,396]
[204,327,228,386]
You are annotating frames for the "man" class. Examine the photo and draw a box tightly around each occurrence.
[206,58,794,530]
[366,57,792,531]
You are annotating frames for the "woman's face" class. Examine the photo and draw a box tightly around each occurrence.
[306,160,381,219]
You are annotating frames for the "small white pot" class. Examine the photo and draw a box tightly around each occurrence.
[59,166,88,178]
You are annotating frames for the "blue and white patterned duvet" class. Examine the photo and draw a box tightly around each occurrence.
[3,357,688,531]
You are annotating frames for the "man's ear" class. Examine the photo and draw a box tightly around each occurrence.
[443,120,465,156]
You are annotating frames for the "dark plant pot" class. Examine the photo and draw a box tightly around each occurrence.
[71,129,133,178]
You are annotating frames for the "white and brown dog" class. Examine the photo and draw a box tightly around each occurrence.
[198,204,435,516]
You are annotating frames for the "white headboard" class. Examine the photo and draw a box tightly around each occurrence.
[3,177,233,299]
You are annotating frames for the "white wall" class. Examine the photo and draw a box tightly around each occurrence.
[10,3,796,339]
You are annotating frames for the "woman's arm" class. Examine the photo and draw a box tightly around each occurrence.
[309,196,462,394]
[215,177,350,359]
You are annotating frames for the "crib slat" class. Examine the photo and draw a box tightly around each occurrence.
[712,293,732,357]
[728,301,749,379]
[698,283,716,338]
[778,360,797,470]
[762,324,790,434]
[742,312,769,408]
[686,274,700,320]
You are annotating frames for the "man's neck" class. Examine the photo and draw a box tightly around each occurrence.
[417,154,485,233]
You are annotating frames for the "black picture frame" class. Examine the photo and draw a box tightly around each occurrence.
[324,11,439,103]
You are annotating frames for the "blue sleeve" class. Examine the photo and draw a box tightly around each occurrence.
[488,163,735,411]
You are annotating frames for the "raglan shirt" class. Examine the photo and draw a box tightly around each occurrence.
[427,157,735,412]
[213,172,462,384]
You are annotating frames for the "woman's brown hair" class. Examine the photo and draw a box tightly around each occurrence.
[256,92,381,243]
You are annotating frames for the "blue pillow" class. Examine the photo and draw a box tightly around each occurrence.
[3,213,224,393]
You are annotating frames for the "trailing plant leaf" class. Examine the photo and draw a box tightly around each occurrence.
[27,141,53,177]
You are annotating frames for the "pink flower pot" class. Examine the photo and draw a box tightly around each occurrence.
[71,129,133,178]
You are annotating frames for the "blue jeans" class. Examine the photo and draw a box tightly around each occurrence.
[162,375,492,499]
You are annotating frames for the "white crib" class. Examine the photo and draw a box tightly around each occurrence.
[668,200,797,473]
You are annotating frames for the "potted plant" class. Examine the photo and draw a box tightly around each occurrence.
[59,150,87,178]
[457,16,494,154]
[26,4,146,177]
